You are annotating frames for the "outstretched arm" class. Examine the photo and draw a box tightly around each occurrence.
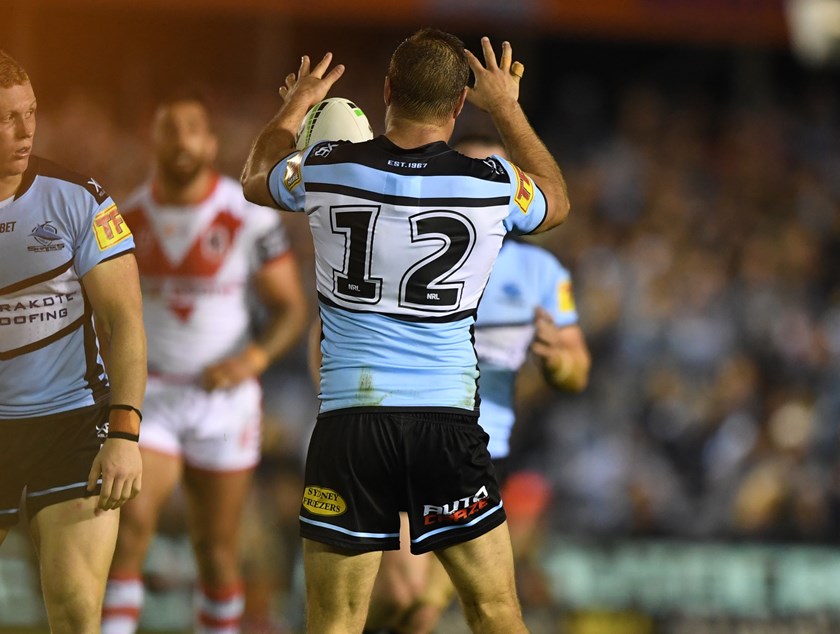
[241,53,345,208]
[465,38,570,233]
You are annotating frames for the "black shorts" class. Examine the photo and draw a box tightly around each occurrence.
[300,409,507,555]
[0,404,107,526]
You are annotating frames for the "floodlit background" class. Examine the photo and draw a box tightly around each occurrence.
[4,1,840,632]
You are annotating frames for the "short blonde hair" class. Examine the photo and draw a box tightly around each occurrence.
[0,50,30,88]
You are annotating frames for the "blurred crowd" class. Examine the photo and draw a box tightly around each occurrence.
[521,78,840,544]
[29,59,840,552]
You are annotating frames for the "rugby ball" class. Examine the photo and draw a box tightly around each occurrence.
[296,97,374,149]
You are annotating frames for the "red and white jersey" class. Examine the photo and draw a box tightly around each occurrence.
[123,174,290,378]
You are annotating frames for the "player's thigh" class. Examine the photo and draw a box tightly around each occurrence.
[303,538,383,612]
[118,448,182,532]
[182,464,254,544]
[30,496,120,602]
[434,521,517,606]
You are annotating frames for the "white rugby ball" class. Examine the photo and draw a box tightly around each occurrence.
[296,97,374,150]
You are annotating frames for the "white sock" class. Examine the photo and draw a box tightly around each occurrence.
[101,575,144,634]
[195,583,245,634]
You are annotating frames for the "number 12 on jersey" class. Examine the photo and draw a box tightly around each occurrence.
[330,205,477,313]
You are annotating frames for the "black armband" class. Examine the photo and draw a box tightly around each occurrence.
[107,431,140,442]
[109,404,143,422]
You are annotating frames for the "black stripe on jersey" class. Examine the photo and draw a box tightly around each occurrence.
[16,156,110,204]
[317,291,476,323]
[81,289,109,404]
[474,320,536,329]
[0,316,85,360]
[15,157,39,200]
[305,136,512,183]
[0,259,74,295]
[306,182,509,209]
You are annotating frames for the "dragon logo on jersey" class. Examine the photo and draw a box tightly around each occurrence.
[302,486,347,516]
[511,164,534,214]
[93,205,132,251]
[28,221,65,252]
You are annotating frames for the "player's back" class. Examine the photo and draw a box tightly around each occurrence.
[270,136,548,413]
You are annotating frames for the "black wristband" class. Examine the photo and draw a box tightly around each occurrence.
[107,431,140,442]
[109,404,143,422]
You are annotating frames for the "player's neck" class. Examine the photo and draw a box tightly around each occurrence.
[384,113,453,150]
[0,173,23,201]
[154,169,217,206]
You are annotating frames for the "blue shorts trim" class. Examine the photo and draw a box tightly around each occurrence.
[27,479,97,498]
[300,516,400,540]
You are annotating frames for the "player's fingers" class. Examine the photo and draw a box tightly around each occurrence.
[285,73,296,88]
[463,48,485,76]
[115,479,134,508]
[321,64,345,90]
[510,61,525,81]
[310,52,334,79]
[534,306,552,323]
[530,341,551,359]
[499,41,512,72]
[298,55,311,78]
[480,37,498,70]
[86,458,100,492]
[98,476,115,510]
[131,473,142,499]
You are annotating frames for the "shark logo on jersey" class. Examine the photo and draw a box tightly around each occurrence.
[501,282,525,305]
[28,222,65,252]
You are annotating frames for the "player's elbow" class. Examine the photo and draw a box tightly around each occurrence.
[240,171,263,205]
[537,187,570,233]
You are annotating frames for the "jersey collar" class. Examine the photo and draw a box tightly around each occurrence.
[14,155,38,200]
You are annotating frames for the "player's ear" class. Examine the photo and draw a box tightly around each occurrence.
[383,77,392,107]
[453,87,468,119]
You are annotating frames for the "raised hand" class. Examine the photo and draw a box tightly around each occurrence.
[278,53,345,110]
[464,37,524,114]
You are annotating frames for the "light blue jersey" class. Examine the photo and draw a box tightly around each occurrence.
[268,137,548,413]
[0,157,135,419]
[474,239,578,458]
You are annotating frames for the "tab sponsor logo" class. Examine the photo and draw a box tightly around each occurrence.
[0,221,16,234]
[302,486,347,516]
[512,163,534,213]
[93,205,132,251]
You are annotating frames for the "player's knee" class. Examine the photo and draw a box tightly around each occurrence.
[460,591,523,630]
[44,587,102,633]
[192,536,238,578]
